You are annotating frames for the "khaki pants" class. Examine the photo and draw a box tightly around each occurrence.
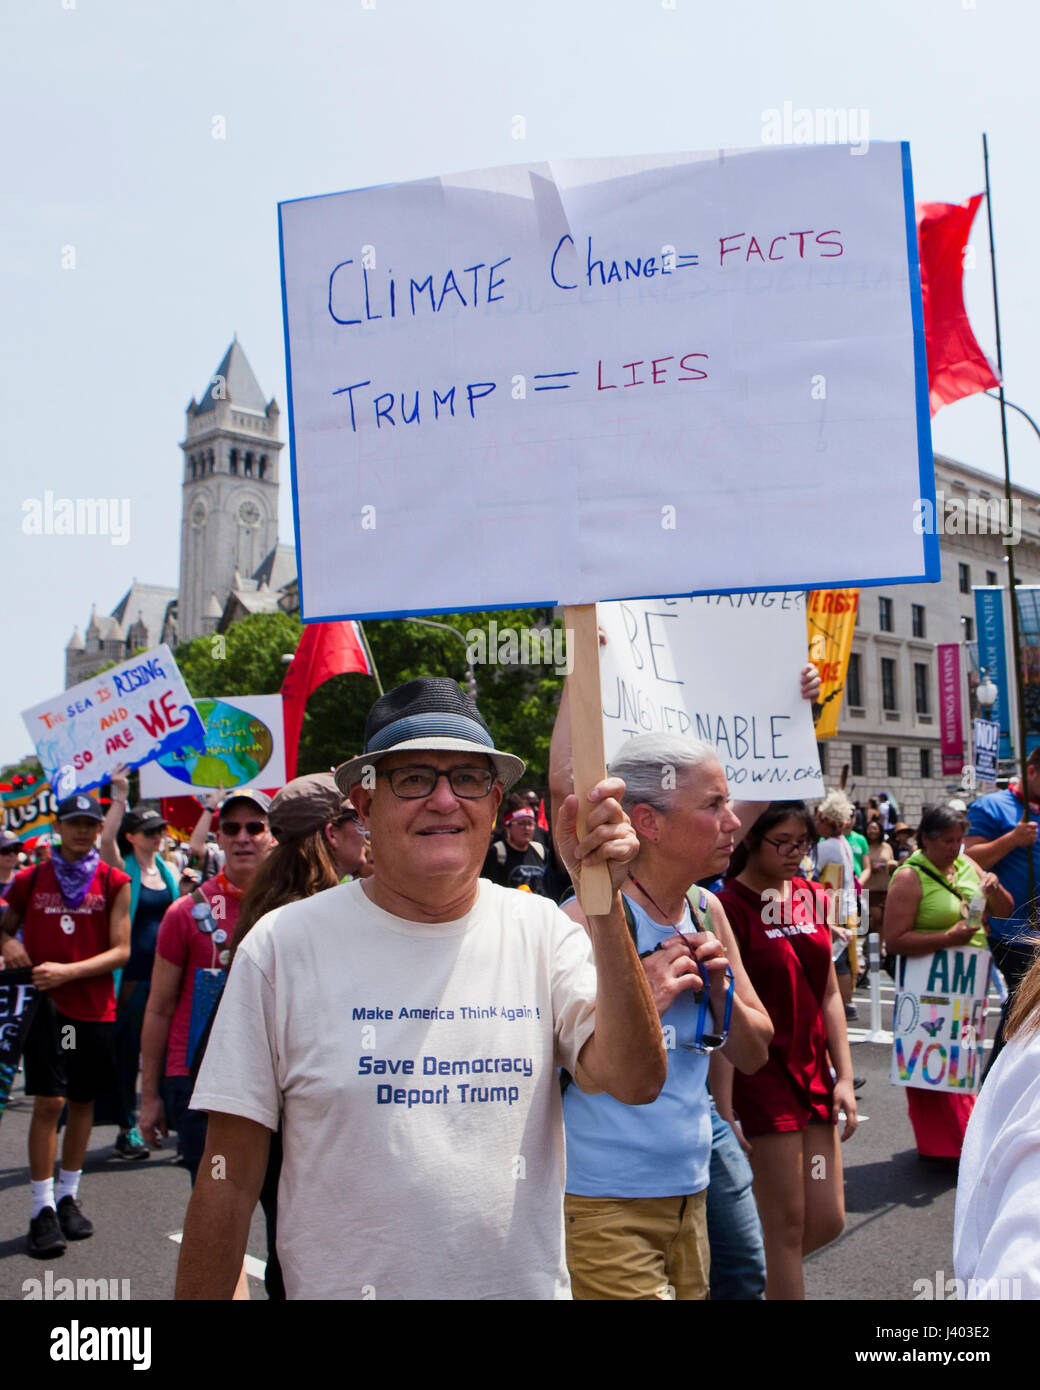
[564,1191,710,1300]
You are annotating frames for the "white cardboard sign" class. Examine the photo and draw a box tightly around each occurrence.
[22,646,203,797]
[280,144,935,620]
[891,948,991,1095]
[137,695,286,798]
[598,592,823,795]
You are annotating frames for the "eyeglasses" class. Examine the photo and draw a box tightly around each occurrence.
[761,836,813,855]
[380,766,495,799]
[219,820,267,837]
[0,847,20,856]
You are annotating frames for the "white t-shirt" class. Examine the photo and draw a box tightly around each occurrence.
[192,877,598,1300]
[953,1026,1040,1298]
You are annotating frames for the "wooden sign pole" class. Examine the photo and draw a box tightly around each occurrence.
[563,603,614,916]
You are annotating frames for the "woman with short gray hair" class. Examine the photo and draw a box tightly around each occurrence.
[552,728,773,1300]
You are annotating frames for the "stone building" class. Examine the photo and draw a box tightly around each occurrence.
[64,340,296,686]
[178,338,285,641]
[65,582,178,689]
[821,452,1040,823]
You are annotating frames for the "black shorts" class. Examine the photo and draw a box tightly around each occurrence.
[22,997,117,1103]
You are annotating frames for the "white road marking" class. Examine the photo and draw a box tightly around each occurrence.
[168,1230,266,1281]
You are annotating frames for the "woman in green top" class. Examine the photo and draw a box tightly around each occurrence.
[883,806,1012,1161]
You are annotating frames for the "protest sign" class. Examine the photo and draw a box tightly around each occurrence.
[1,780,56,844]
[280,143,936,621]
[973,718,999,784]
[138,695,285,799]
[0,969,40,1125]
[21,645,204,797]
[890,947,990,1095]
[806,589,859,739]
[597,591,823,796]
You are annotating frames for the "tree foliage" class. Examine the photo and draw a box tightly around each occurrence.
[171,609,564,790]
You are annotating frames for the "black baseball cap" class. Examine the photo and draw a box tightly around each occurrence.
[55,793,105,822]
[123,808,167,835]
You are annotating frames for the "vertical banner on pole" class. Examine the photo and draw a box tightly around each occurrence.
[937,643,964,776]
[974,586,1011,759]
[806,589,859,739]
[1014,586,1040,756]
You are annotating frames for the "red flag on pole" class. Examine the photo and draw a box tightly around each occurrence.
[281,622,373,780]
[915,195,999,415]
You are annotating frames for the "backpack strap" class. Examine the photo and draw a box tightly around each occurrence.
[686,886,715,935]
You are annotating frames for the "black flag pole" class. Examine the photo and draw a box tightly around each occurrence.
[982,131,1035,904]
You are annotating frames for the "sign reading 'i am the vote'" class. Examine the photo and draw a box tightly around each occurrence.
[280,143,936,621]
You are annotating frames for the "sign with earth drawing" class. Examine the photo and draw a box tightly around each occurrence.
[137,695,285,798]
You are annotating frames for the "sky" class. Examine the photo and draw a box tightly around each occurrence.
[2,0,1038,767]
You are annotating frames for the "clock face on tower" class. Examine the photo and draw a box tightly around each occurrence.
[190,498,208,529]
[238,498,261,527]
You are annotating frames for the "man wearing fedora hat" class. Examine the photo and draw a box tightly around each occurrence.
[176,678,665,1300]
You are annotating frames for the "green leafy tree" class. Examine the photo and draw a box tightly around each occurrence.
[172,609,564,790]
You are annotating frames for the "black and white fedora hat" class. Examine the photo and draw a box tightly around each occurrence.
[333,678,525,793]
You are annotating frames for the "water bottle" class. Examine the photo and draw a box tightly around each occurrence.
[966,890,986,934]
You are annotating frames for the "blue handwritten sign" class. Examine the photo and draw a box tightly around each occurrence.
[279,144,936,621]
[21,644,204,796]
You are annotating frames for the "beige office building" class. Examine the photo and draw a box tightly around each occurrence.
[823,453,1040,823]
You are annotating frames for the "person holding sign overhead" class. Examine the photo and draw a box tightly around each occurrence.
[0,793,131,1258]
[98,765,178,1162]
[883,806,1012,1162]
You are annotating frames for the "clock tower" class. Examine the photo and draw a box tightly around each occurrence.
[178,339,283,640]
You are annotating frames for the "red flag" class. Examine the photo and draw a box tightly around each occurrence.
[161,796,204,842]
[916,195,999,415]
[281,622,373,780]
[536,797,549,832]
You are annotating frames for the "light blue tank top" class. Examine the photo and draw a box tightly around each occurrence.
[563,893,712,1197]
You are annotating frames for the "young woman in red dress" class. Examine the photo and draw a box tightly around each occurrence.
[716,801,858,1299]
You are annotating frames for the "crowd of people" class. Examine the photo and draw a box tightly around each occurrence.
[2,678,1039,1300]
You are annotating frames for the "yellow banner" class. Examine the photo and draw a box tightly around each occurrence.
[807,589,859,739]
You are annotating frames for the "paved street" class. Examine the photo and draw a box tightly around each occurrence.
[0,969,999,1303]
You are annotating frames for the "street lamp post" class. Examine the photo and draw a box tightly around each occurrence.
[976,669,998,719]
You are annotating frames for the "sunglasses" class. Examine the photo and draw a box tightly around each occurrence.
[219,820,267,837]
[136,826,165,838]
[0,847,20,856]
